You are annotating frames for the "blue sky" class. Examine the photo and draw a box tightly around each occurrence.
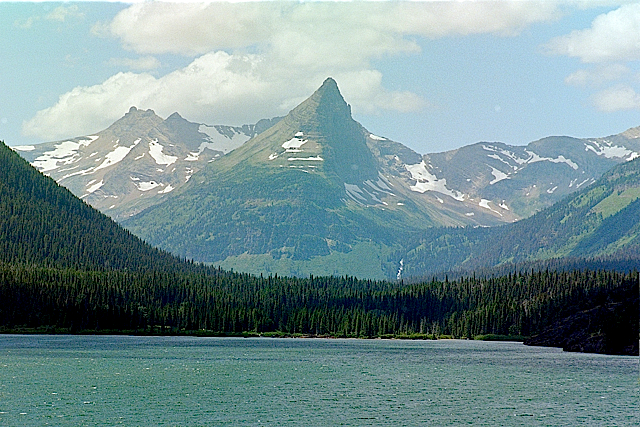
[1,1,639,154]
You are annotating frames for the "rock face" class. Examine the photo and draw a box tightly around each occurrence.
[524,284,639,356]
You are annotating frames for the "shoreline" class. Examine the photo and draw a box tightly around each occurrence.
[0,327,524,342]
[3,329,637,356]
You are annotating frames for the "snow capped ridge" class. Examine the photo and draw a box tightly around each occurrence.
[31,136,98,173]
[482,144,579,172]
[584,139,639,161]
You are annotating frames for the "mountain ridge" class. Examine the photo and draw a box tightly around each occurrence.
[13,78,640,279]
[121,79,640,278]
[15,108,281,220]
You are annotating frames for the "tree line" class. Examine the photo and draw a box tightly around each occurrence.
[1,263,636,347]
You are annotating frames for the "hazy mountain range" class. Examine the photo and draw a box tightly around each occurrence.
[14,78,640,279]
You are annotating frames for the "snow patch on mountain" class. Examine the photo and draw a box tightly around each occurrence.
[482,145,528,165]
[32,136,98,172]
[489,167,510,185]
[11,145,35,151]
[86,179,104,193]
[136,181,161,191]
[149,140,177,165]
[184,141,220,162]
[479,198,502,216]
[158,184,174,194]
[405,160,465,201]
[288,156,323,161]
[482,144,579,171]
[198,125,251,154]
[584,139,639,161]
[526,150,578,170]
[282,135,308,149]
[94,140,139,173]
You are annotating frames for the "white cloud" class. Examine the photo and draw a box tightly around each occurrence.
[105,2,560,57]
[25,1,562,141]
[592,85,640,112]
[564,64,630,86]
[545,3,640,63]
[46,5,84,23]
[108,56,161,71]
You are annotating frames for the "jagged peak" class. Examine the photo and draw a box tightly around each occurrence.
[166,112,185,121]
[286,78,352,127]
[124,106,158,118]
[318,77,339,93]
[311,77,347,107]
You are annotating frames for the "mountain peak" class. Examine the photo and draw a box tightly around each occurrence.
[318,77,339,92]
[108,106,163,134]
[312,77,348,110]
[621,125,640,139]
[286,78,352,130]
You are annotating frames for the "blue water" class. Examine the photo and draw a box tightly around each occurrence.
[0,335,637,426]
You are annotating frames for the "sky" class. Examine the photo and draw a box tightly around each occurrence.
[1,1,639,154]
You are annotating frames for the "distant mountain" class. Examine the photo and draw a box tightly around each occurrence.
[13,78,640,279]
[120,78,640,279]
[15,108,280,220]
[402,156,640,277]
[0,139,182,271]
[424,130,640,219]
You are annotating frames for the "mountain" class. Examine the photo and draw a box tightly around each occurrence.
[123,78,446,278]
[18,84,640,229]
[402,156,640,277]
[14,108,280,220]
[423,130,640,220]
[0,139,183,271]
[121,78,640,279]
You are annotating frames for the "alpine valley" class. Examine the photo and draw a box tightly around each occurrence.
[15,78,640,279]
[1,80,637,356]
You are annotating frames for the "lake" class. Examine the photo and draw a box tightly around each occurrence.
[0,335,637,426]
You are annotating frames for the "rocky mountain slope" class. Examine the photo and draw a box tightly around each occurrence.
[14,108,279,220]
[423,129,640,220]
[15,86,640,228]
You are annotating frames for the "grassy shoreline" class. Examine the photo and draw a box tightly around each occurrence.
[0,327,526,342]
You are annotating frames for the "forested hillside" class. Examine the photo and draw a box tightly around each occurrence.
[0,141,184,271]
[402,157,640,276]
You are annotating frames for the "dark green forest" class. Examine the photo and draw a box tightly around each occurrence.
[0,263,637,355]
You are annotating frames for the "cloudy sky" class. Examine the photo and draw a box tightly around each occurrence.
[1,1,639,154]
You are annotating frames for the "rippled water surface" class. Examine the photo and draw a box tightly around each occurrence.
[0,335,637,426]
